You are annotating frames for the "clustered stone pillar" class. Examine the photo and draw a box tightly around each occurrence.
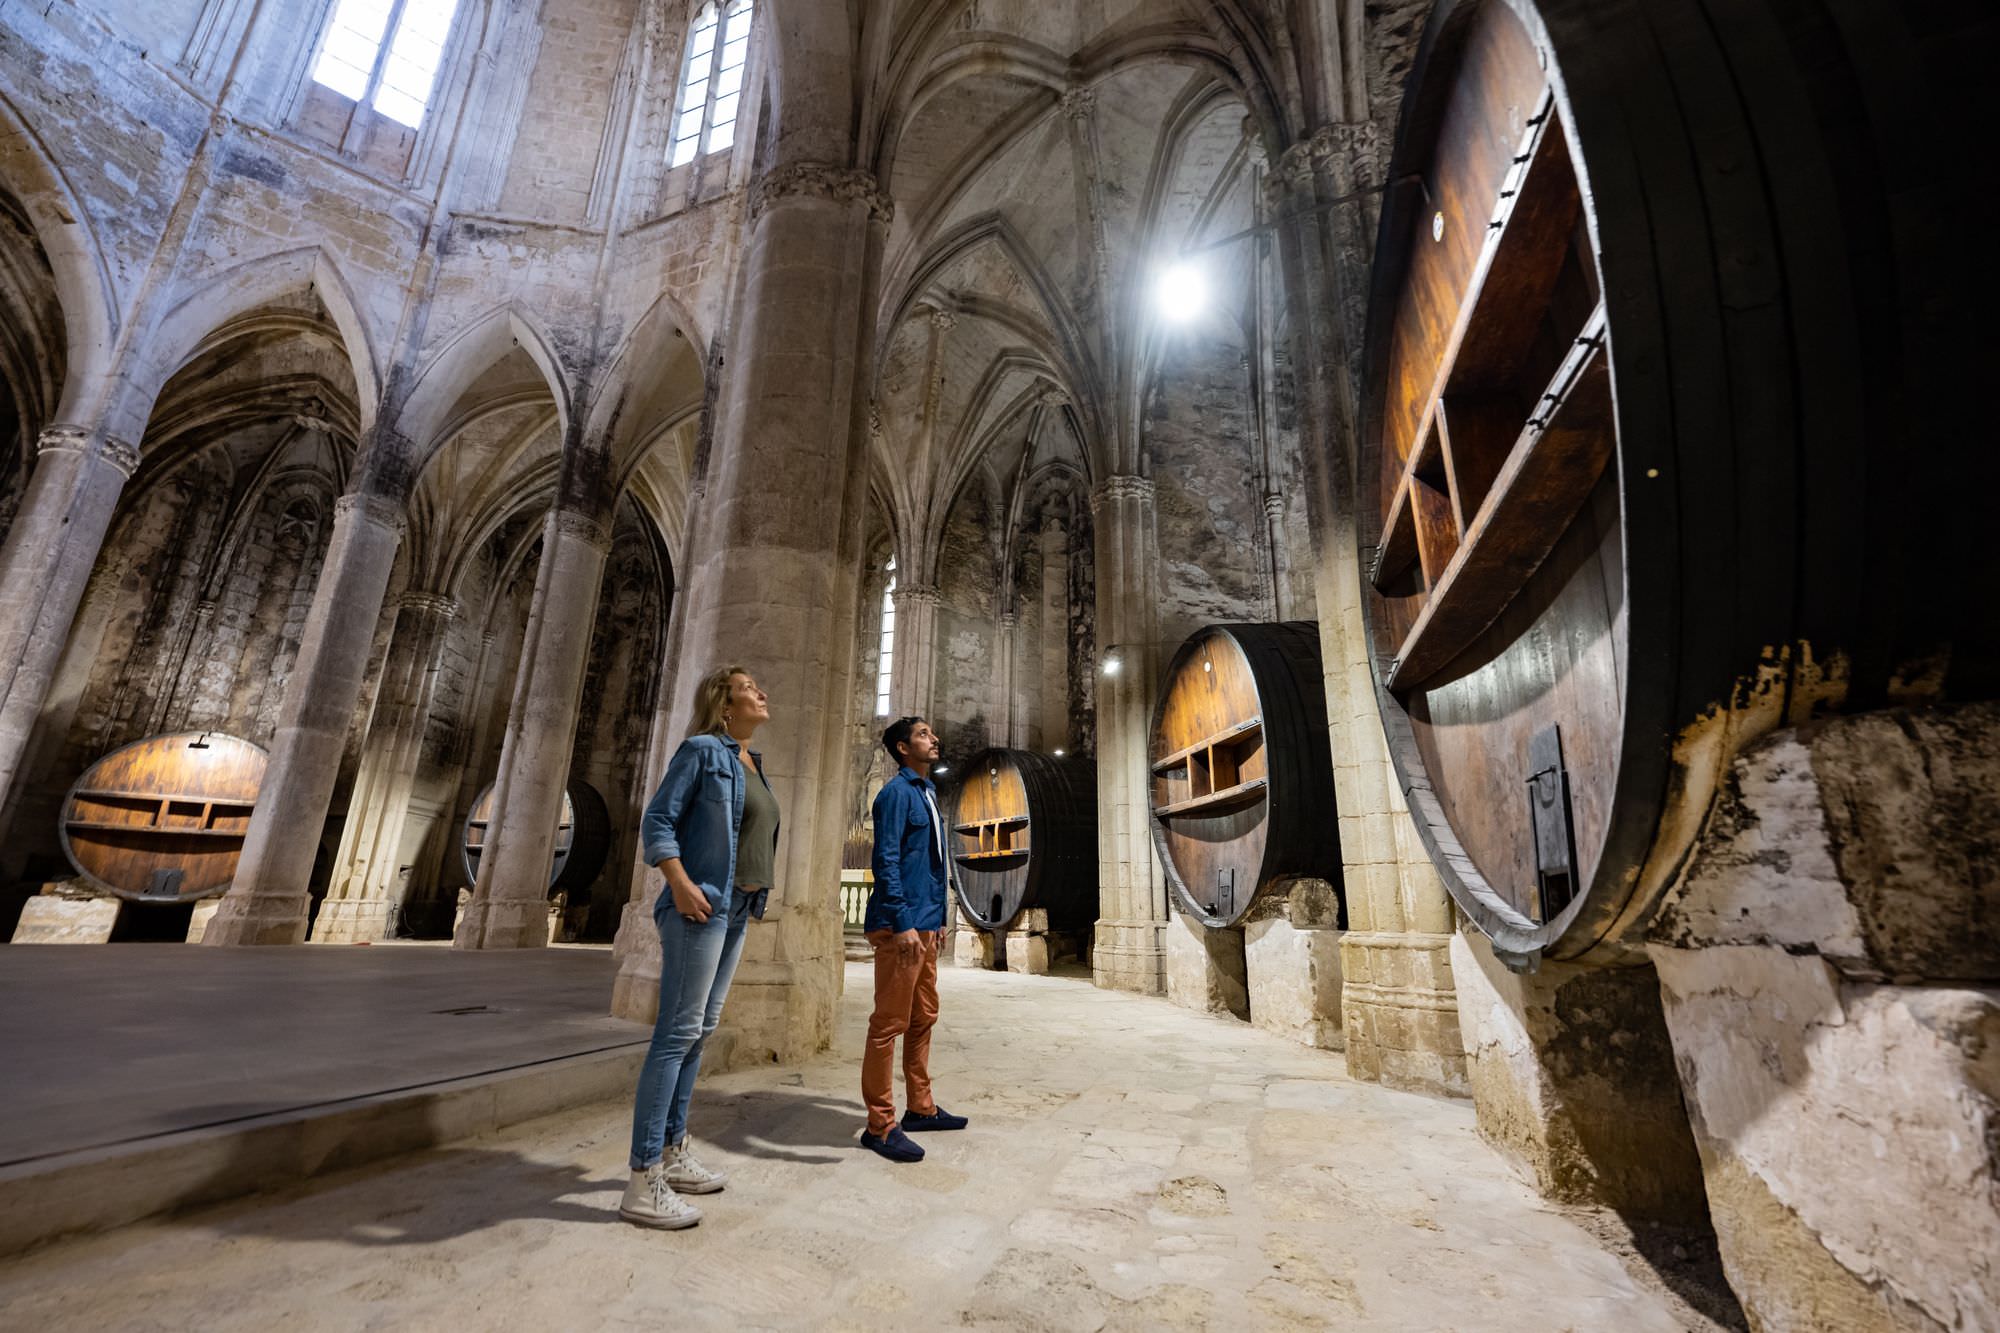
[204,490,407,945]
[1090,474,1166,994]
[991,609,1016,748]
[1647,704,2000,1329]
[0,425,140,809]
[455,507,610,950]
[313,590,460,943]
[1038,521,1068,747]
[609,159,888,1062]
[888,580,940,719]
[1269,123,1466,1094]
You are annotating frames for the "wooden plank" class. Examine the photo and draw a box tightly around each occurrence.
[1389,307,1612,689]
[1149,718,1263,774]
[1153,777,1269,819]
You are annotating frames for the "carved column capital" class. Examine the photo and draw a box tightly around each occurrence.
[748,162,894,226]
[1059,87,1097,120]
[549,507,612,552]
[1038,387,1069,410]
[37,425,140,478]
[1091,474,1155,513]
[398,591,462,620]
[1270,120,1384,199]
[334,491,408,535]
[927,305,958,333]
[892,582,942,609]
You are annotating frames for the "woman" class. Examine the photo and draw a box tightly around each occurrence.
[621,664,780,1229]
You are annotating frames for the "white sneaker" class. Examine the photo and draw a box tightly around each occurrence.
[619,1164,702,1229]
[665,1139,728,1194]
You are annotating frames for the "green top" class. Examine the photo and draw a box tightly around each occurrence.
[735,756,780,890]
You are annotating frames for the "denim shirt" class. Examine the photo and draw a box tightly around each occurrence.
[865,766,950,934]
[640,733,777,921]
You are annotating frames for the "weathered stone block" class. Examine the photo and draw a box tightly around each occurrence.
[1164,912,1248,1019]
[185,899,221,944]
[1647,705,2000,1328]
[954,926,997,970]
[1243,915,1343,1050]
[11,895,117,944]
[1003,932,1048,975]
[1451,930,1707,1222]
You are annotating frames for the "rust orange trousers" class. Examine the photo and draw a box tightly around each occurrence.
[862,929,940,1134]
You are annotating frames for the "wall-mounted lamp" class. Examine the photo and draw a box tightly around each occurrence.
[1101,652,1124,678]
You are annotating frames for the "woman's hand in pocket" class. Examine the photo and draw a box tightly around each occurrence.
[660,859,712,923]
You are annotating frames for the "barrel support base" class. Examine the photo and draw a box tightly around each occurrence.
[200,893,310,946]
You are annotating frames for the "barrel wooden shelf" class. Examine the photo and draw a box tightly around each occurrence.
[58,732,268,903]
[943,748,1096,933]
[1148,624,1341,928]
[1359,0,1996,967]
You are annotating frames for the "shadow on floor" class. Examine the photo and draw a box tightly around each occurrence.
[140,1087,867,1249]
[696,1086,867,1166]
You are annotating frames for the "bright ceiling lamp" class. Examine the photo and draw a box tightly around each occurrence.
[1153,260,1208,324]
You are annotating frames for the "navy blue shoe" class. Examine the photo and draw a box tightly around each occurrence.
[901,1105,969,1132]
[859,1125,925,1162]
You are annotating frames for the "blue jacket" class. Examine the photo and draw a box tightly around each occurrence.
[639,733,776,921]
[866,766,951,933]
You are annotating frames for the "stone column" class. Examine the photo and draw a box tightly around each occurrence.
[313,590,460,942]
[203,491,406,945]
[1269,124,1467,1095]
[455,507,609,950]
[992,610,1017,748]
[633,159,888,1065]
[1039,521,1068,746]
[1090,474,1165,994]
[888,581,940,718]
[1648,704,2000,1330]
[0,425,140,808]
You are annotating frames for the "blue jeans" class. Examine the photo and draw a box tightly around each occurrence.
[628,888,753,1169]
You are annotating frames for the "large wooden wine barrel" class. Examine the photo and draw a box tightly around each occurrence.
[460,779,604,892]
[1148,624,1341,927]
[59,732,267,903]
[944,748,1096,933]
[1360,0,1997,967]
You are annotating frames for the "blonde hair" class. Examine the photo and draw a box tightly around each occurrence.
[690,664,752,737]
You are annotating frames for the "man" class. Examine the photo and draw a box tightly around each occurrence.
[859,716,971,1162]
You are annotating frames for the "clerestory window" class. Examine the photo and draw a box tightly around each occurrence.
[875,557,896,717]
[669,1,755,168]
[312,0,462,129]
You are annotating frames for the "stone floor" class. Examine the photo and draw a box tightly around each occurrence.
[0,961,1716,1331]
[0,943,640,1166]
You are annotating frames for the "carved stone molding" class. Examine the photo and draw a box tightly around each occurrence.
[1038,387,1069,410]
[37,425,141,479]
[893,582,942,608]
[928,306,958,333]
[399,591,462,620]
[748,162,894,226]
[1059,87,1097,120]
[334,491,408,535]
[1269,120,1384,200]
[1263,492,1287,521]
[549,508,612,552]
[1091,474,1155,512]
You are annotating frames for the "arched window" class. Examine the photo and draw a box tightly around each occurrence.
[312,0,462,128]
[669,1,755,168]
[875,557,896,716]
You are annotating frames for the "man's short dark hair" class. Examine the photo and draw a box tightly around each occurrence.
[882,716,924,765]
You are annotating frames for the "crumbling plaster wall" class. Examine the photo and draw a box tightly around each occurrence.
[1647,705,2000,1331]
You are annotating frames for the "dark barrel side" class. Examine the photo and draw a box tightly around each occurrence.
[1149,623,1342,928]
[945,747,1097,933]
[461,779,583,892]
[1359,0,1999,966]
